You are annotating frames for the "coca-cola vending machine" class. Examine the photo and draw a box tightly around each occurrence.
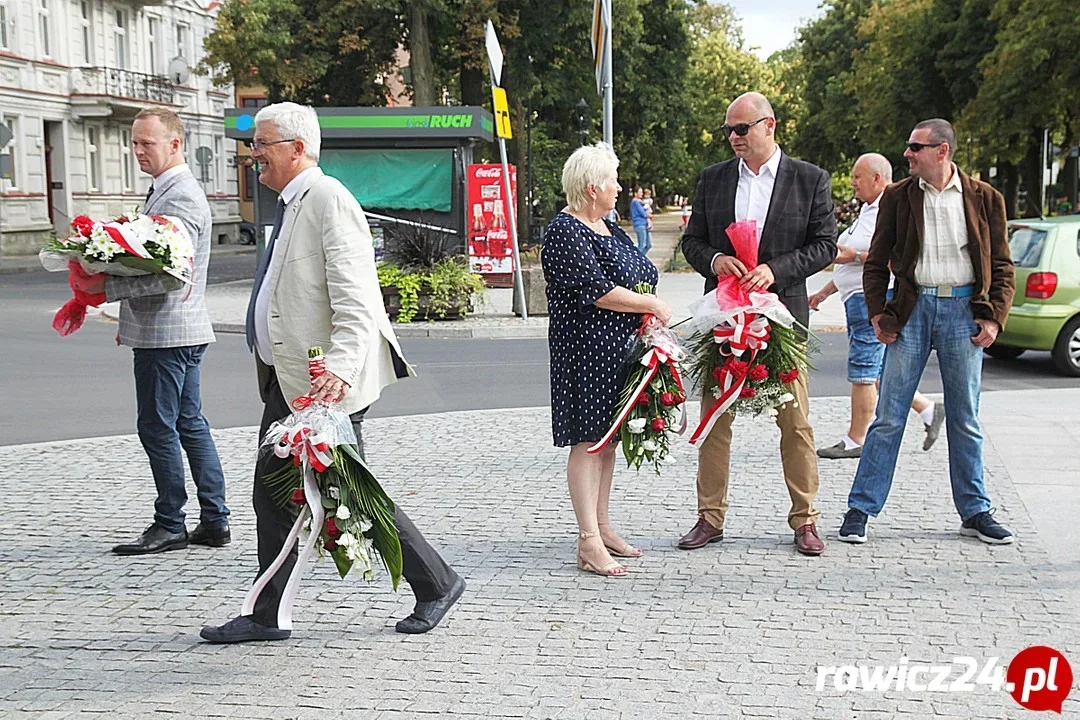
[467,163,517,287]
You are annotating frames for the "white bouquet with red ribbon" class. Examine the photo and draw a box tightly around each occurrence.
[685,220,814,446]
[588,290,688,473]
[40,211,195,335]
[245,347,403,631]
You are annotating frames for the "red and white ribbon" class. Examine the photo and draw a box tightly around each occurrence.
[587,347,686,453]
[101,222,152,259]
[688,310,771,446]
[264,421,335,473]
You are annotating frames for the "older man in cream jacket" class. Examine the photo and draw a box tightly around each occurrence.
[201,103,464,644]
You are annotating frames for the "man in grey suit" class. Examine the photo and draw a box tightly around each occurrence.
[75,108,230,555]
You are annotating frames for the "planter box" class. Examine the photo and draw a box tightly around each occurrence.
[382,286,471,322]
[512,266,548,317]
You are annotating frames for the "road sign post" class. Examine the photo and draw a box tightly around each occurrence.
[486,20,528,322]
[0,123,12,266]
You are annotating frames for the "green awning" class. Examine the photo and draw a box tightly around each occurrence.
[319,149,453,212]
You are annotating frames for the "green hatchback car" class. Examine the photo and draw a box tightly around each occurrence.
[988,217,1080,376]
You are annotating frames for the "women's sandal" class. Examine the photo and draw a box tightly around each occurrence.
[577,531,628,577]
[598,523,643,558]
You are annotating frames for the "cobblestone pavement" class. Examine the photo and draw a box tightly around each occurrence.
[1,398,1077,719]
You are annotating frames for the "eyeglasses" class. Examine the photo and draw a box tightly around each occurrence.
[251,138,298,153]
[721,117,768,137]
[906,142,943,153]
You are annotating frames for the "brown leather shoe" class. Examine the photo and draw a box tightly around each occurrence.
[794,523,825,556]
[677,517,724,550]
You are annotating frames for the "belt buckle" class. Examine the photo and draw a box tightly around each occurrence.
[936,285,952,298]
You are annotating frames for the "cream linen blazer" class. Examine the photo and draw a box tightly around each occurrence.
[265,168,415,414]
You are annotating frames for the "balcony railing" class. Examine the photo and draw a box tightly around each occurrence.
[71,67,175,104]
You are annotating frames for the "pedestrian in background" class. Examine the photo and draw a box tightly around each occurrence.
[630,187,651,255]
[542,143,672,578]
[75,107,230,556]
[839,118,1016,545]
[809,153,944,460]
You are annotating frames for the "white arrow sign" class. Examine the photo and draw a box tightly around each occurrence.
[485,20,504,86]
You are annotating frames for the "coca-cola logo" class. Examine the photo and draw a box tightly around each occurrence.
[474,168,502,178]
[487,229,509,240]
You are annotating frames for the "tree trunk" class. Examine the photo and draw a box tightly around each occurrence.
[1000,161,1019,219]
[408,1,437,106]
[1064,154,1078,213]
[1021,130,1044,218]
[460,63,485,107]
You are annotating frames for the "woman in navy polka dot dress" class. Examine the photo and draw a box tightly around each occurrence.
[541,143,673,579]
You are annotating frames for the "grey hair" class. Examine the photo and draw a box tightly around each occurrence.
[562,142,620,211]
[730,91,775,119]
[254,102,321,161]
[856,153,893,182]
[914,118,957,160]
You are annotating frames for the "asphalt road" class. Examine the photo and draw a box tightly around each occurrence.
[2,265,1078,445]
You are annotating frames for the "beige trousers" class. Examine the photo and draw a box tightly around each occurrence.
[695,371,821,531]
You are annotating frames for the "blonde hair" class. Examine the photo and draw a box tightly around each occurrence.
[562,143,620,211]
[134,107,185,141]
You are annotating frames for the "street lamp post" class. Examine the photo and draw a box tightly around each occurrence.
[574,98,589,147]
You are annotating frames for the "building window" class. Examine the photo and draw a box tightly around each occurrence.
[79,0,93,64]
[242,162,255,201]
[37,0,51,58]
[146,16,159,74]
[0,115,17,191]
[120,128,134,192]
[240,96,267,109]
[114,10,129,69]
[175,22,190,60]
[1,0,12,51]
[86,125,101,191]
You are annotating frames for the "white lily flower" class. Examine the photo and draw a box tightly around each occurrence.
[627,418,647,434]
[336,505,351,521]
[642,439,658,452]
[337,532,356,548]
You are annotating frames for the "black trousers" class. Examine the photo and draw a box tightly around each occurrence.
[251,358,457,627]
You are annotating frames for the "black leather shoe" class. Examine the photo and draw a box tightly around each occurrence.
[395,575,465,634]
[112,524,188,556]
[200,615,291,644]
[189,522,231,547]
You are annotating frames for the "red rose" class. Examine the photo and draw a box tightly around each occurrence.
[325,516,341,539]
[711,367,725,385]
[660,392,677,406]
[651,417,666,432]
[114,215,130,224]
[290,488,306,505]
[673,393,686,405]
[636,393,650,406]
[740,386,757,399]
[324,539,338,551]
[72,215,95,238]
[748,364,769,382]
[779,368,799,384]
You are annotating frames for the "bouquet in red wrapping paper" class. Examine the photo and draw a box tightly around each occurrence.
[249,347,403,629]
[684,220,815,445]
[39,210,195,335]
[588,284,688,474]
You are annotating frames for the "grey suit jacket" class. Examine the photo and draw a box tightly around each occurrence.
[105,165,216,349]
[681,152,838,329]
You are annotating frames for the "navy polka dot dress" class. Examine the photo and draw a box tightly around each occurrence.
[541,212,659,447]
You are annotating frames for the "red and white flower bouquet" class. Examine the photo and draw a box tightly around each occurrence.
[685,220,815,445]
[39,211,196,335]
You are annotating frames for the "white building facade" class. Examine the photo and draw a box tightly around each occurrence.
[0,0,239,256]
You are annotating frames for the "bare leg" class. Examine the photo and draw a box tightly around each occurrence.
[596,448,642,557]
[848,383,878,445]
[911,392,932,414]
[567,444,626,575]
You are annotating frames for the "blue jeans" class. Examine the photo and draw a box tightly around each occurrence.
[634,224,651,254]
[844,293,886,384]
[133,345,229,533]
[847,294,991,521]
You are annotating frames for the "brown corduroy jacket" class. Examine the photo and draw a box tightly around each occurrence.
[864,170,1015,335]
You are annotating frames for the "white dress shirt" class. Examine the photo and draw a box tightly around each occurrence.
[915,165,975,286]
[152,163,190,187]
[832,193,891,303]
[713,147,782,273]
[254,167,320,366]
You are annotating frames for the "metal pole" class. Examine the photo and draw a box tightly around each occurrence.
[1042,127,1049,217]
[498,136,527,321]
[602,0,613,148]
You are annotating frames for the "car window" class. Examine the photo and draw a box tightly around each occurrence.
[1009,226,1048,268]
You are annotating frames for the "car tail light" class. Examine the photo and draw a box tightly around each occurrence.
[1026,272,1057,299]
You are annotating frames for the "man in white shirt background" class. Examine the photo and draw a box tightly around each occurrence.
[808,153,944,460]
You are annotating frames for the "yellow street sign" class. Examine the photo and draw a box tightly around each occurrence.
[492,86,512,139]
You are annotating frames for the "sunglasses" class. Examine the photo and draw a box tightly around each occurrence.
[906,142,943,153]
[721,117,768,137]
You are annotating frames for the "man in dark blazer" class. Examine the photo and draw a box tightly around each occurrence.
[679,92,837,556]
[838,118,1016,546]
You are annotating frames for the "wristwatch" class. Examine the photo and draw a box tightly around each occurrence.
[855,251,863,264]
